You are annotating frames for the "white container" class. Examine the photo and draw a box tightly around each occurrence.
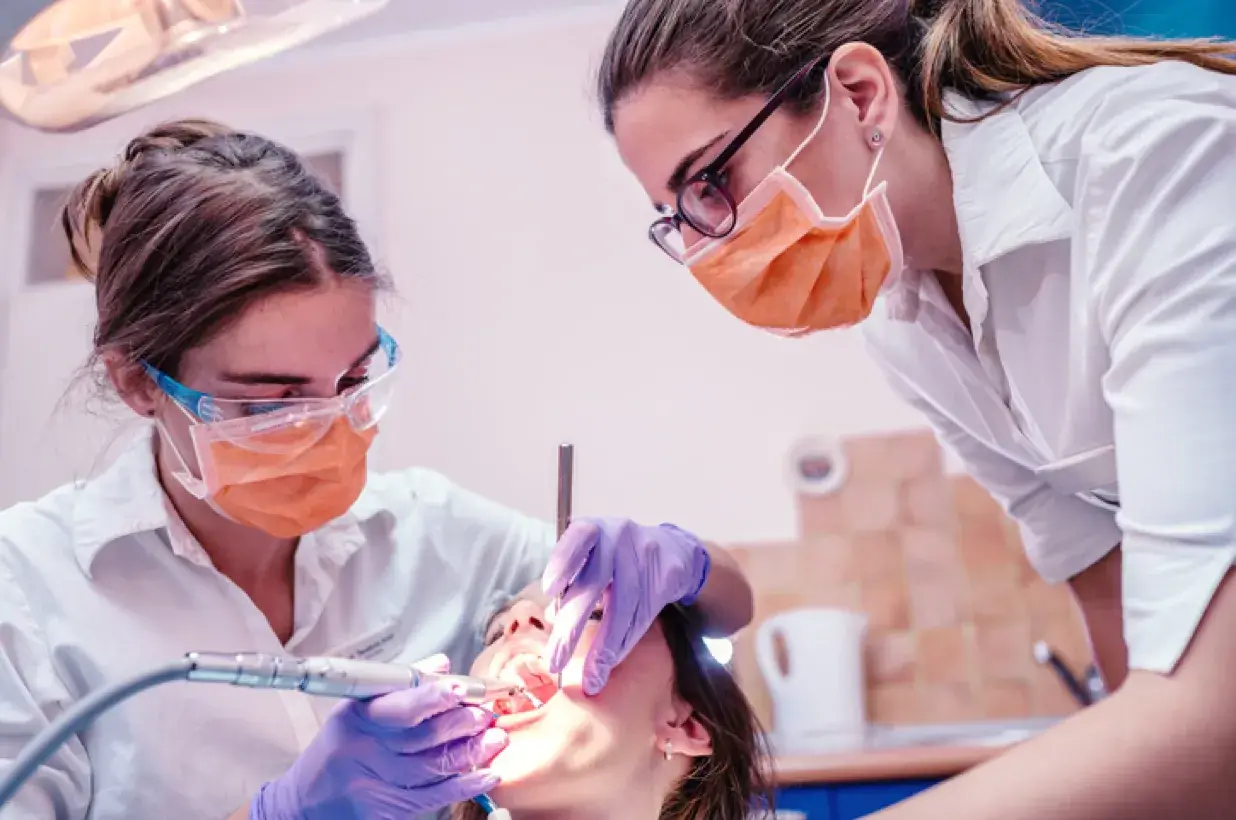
[755,607,869,752]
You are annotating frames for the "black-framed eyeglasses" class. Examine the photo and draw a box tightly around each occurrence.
[649,52,831,262]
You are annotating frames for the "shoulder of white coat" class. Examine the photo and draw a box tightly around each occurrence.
[360,466,545,530]
[359,466,465,515]
[1014,62,1236,160]
[0,482,84,584]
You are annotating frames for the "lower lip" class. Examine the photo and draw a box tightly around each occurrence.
[495,693,558,730]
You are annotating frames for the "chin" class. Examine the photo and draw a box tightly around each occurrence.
[486,716,566,790]
[483,653,568,786]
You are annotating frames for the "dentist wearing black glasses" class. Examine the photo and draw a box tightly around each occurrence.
[598,0,1236,818]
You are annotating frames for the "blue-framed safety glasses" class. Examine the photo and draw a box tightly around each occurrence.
[142,326,401,452]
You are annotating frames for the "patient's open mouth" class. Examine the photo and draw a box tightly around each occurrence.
[491,653,559,717]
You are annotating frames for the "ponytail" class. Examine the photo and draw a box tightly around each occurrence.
[599,0,1236,139]
[915,0,1236,130]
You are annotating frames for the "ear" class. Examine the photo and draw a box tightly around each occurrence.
[103,353,160,418]
[828,42,902,146]
[658,699,713,759]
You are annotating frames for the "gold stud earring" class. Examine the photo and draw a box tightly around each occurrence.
[664,740,673,761]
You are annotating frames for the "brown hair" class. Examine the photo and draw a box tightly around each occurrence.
[454,606,774,820]
[62,118,387,380]
[598,0,1236,135]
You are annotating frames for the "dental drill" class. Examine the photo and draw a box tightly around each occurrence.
[0,652,525,812]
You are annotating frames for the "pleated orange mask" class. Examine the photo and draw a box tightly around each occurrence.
[683,83,904,336]
[168,411,376,538]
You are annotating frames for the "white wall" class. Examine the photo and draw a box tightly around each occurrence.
[0,9,945,542]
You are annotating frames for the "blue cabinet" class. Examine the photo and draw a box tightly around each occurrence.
[777,779,940,819]
[1042,0,1236,38]
[831,780,938,819]
[775,784,836,819]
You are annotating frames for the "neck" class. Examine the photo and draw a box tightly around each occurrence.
[508,801,661,820]
[496,772,669,820]
[889,123,964,277]
[154,436,297,588]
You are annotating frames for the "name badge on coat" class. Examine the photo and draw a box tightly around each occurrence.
[326,621,400,662]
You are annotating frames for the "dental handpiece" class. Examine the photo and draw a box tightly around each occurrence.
[0,655,526,813]
[184,652,524,703]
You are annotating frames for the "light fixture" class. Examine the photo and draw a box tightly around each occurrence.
[703,636,734,667]
[0,0,388,132]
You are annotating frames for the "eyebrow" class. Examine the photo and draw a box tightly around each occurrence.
[219,337,382,386]
[665,132,730,196]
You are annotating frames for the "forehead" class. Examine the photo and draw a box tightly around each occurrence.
[185,280,376,376]
[611,77,767,202]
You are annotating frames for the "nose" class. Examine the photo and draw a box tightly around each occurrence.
[504,600,549,639]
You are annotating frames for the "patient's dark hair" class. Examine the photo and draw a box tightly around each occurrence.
[657,604,774,819]
[455,605,774,820]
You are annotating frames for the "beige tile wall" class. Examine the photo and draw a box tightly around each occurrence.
[725,430,1093,732]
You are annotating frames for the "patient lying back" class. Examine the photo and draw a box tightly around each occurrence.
[454,585,772,820]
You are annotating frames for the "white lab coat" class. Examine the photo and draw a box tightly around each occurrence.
[0,428,554,820]
[864,60,1236,675]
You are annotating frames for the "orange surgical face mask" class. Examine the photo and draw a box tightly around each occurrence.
[161,410,376,538]
[683,81,904,335]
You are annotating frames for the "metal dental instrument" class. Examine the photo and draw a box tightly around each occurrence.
[184,653,526,703]
[557,442,574,540]
[555,442,574,690]
[0,652,526,811]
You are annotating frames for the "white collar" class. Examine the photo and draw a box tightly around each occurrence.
[883,92,1075,335]
[72,425,394,577]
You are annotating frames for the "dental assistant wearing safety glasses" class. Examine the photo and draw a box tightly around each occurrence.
[0,119,751,820]
[601,0,1236,818]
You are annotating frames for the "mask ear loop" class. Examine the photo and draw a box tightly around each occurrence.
[154,406,210,499]
[779,63,887,198]
[863,135,888,197]
[781,68,832,171]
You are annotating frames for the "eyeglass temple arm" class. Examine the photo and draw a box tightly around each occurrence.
[703,52,830,175]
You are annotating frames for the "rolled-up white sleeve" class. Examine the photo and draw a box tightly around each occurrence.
[0,545,91,819]
[1079,96,1236,673]
[864,325,1122,584]
[865,307,1127,583]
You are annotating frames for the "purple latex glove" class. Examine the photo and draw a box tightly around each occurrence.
[542,518,711,695]
[250,654,506,820]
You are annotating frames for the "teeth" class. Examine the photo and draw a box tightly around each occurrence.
[489,652,558,718]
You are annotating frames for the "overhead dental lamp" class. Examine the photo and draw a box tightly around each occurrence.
[0,0,388,132]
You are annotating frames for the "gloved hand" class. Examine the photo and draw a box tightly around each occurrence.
[250,654,506,820]
[542,518,711,695]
